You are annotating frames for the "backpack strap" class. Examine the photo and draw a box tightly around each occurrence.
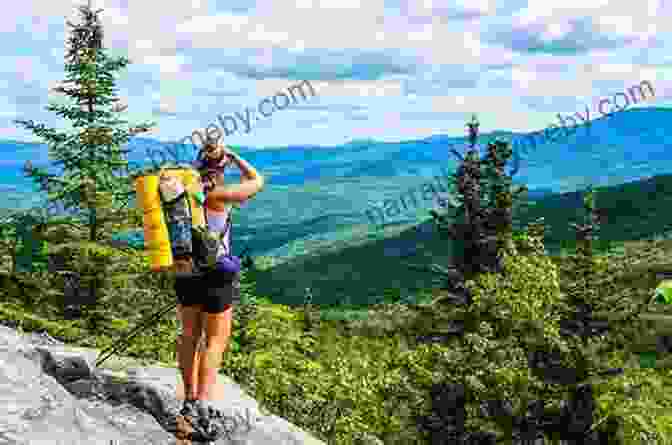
[218,209,233,256]
[201,194,234,256]
[196,163,235,256]
[158,173,194,263]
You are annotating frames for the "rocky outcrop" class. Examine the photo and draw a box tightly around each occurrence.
[0,324,325,445]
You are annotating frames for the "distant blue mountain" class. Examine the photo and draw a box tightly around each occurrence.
[5,107,671,192]
[1,106,670,258]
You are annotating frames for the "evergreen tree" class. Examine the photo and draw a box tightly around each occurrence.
[14,1,154,243]
[430,114,525,280]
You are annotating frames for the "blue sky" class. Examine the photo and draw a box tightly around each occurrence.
[0,0,671,148]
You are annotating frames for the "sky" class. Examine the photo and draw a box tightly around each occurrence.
[0,0,671,149]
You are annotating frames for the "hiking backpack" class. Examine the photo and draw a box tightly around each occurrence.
[158,170,241,278]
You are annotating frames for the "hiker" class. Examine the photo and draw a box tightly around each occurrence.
[174,141,264,441]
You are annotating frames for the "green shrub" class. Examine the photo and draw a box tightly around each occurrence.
[418,244,577,434]
[594,363,672,445]
[222,304,426,443]
[0,303,83,342]
[467,248,567,344]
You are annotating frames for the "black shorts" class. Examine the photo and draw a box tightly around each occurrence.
[174,270,241,313]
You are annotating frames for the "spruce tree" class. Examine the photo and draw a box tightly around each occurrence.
[13,1,154,243]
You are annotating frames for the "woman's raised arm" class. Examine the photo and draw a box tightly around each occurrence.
[207,150,264,203]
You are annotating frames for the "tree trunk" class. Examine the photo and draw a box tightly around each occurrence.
[89,207,97,242]
[10,238,17,275]
[86,206,98,313]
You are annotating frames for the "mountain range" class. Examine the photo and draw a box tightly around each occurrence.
[0,106,670,266]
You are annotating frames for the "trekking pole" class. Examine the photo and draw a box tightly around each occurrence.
[95,299,178,368]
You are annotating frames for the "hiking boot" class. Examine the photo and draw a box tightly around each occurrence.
[201,404,239,442]
[179,399,214,442]
[179,399,233,442]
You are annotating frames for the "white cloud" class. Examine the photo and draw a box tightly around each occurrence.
[134,39,154,50]
[540,22,573,41]
[317,0,362,9]
[157,97,177,114]
[597,64,636,75]
[176,6,387,51]
[143,55,186,74]
[100,6,129,26]
[458,0,493,15]
[404,0,495,19]
[176,13,249,34]
[514,0,611,25]
[0,0,667,147]
[514,0,661,44]
[307,80,404,99]
[407,25,433,43]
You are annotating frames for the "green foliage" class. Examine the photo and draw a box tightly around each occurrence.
[13,3,154,242]
[429,246,568,428]
[0,301,84,342]
[232,268,263,353]
[222,305,425,443]
[470,247,565,331]
[2,107,672,444]
[516,174,672,255]
[593,362,672,445]
[2,232,672,443]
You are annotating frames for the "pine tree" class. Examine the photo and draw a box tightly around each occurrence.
[429,114,524,280]
[13,1,154,243]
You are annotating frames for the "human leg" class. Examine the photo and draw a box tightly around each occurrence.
[176,272,240,442]
[197,305,233,400]
[196,271,239,400]
[176,302,221,442]
[177,303,204,401]
[176,304,205,401]
[175,275,207,401]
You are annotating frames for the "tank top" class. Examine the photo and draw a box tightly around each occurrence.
[192,158,235,260]
[205,205,233,260]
